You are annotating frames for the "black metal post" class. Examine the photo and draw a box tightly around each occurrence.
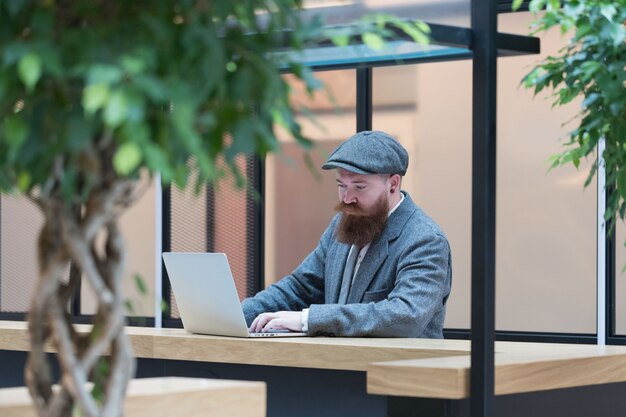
[161,186,172,325]
[206,185,215,253]
[471,1,497,417]
[247,155,265,296]
[606,184,616,339]
[356,67,373,132]
[69,263,82,316]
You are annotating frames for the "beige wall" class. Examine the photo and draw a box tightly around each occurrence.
[81,177,157,317]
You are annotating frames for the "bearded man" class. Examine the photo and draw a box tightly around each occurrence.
[242,130,452,338]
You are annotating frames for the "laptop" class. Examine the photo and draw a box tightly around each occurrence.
[162,252,307,338]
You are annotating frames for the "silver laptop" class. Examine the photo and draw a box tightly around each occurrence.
[162,252,307,338]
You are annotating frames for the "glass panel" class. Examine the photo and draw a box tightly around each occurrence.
[264,70,356,287]
[272,1,472,68]
[280,43,469,69]
[371,62,472,330]
[370,11,596,334]
[496,12,596,334]
[302,0,470,27]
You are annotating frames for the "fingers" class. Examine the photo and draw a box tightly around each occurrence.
[249,312,277,333]
[249,312,302,333]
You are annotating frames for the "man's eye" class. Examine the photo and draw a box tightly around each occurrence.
[337,184,346,189]
[355,186,366,191]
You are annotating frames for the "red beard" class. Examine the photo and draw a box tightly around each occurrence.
[334,195,389,247]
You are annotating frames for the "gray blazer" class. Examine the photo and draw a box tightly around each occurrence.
[242,192,452,338]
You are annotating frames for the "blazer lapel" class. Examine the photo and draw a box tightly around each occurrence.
[328,242,351,303]
[346,193,417,303]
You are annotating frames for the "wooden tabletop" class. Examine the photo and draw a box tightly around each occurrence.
[0,321,470,371]
[0,377,266,417]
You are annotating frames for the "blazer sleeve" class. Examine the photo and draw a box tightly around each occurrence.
[307,230,451,337]
[241,216,339,326]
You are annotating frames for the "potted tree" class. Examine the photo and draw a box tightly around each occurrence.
[0,2,429,416]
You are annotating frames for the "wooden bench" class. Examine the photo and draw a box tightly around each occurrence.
[0,377,266,417]
[367,341,626,398]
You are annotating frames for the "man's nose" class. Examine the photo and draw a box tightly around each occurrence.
[342,189,357,204]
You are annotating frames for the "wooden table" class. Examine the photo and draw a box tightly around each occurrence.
[4,321,626,417]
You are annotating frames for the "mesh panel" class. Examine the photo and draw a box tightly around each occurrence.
[0,195,70,313]
[168,156,255,319]
[1,195,43,313]
[211,156,250,301]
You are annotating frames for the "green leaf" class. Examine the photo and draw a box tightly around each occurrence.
[133,274,147,295]
[395,21,430,46]
[87,64,123,85]
[17,171,31,191]
[120,55,146,75]
[124,299,135,314]
[82,84,110,115]
[600,5,617,22]
[144,144,173,182]
[362,32,385,51]
[610,23,626,47]
[17,52,42,93]
[160,299,169,315]
[529,0,547,13]
[582,93,600,109]
[2,115,28,148]
[113,142,142,175]
[414,21,431,34]
[512,0,524,12]
[104,90,129,127]
[331,34,350,47]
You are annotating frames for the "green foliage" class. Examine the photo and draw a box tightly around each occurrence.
[0,1,431,203]
[518,0,626,230]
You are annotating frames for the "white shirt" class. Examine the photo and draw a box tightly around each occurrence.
[301,192,405,332]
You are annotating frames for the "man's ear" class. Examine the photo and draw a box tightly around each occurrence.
[389,174,401,193]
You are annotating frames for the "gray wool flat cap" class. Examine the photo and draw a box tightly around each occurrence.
[322,130,409,176]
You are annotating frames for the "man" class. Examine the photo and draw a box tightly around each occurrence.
[242,130,452,338]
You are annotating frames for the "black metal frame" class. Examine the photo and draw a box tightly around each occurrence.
[444,328,597,344]
[470,1,498,416]
[356,67,372,132]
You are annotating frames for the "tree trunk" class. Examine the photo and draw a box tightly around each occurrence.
[25,179,140,417]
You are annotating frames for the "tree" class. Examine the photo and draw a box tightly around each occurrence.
[0,1,429,416]
[516,0,626,230]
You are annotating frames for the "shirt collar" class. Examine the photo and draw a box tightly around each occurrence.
[388,191,405,217]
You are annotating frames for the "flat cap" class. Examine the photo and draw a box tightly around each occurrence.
[322,130,408,176]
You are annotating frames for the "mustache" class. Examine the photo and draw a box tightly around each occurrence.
[334,202,367,216]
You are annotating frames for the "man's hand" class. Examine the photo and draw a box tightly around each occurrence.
[249,311,303,333]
